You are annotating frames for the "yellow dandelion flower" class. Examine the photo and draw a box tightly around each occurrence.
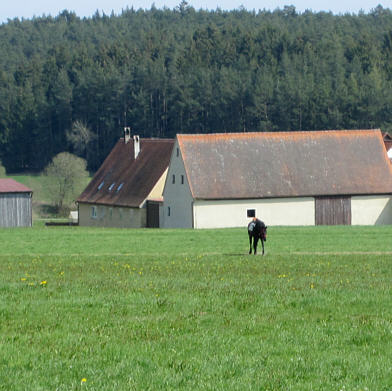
[21,278,27,281]
[40,280,47,286]
[81,378,87,384]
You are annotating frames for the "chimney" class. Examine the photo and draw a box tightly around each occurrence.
[124,127,131,144]
[133,135,140,159]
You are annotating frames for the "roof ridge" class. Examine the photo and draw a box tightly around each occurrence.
[177,129,381,140]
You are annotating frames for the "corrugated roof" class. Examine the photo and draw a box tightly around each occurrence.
[77,138,174,207]
[0,178,32,193]
[178,129,392,200]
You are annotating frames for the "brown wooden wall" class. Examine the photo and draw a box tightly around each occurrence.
[315,196,351,225]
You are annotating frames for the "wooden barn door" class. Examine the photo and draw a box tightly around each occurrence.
[146,201,160,228]
[315,196,351,225]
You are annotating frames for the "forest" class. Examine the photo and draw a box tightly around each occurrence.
[1,3,392,172]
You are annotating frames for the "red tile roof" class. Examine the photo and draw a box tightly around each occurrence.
[178,129,392,200]
[0,179,32,193]
[77,138,174,207]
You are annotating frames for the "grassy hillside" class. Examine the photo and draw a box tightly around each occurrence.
[0,225,391,390]
[9,174,91,218]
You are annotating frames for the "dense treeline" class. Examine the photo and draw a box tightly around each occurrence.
[1,4,392,172]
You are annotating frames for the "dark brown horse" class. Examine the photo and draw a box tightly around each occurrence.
[248,219,267,255]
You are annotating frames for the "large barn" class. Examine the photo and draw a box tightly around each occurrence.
[0,179,33,228]
[162,129,392,228]
[77,129,174,228]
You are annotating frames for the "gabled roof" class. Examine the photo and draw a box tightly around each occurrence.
[0,179,32,193]
[77,138,174,207]
[178,129,392,200]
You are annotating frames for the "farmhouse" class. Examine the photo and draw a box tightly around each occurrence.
[162,129,392,228]
[0,178,33,228]
[77,129,174,228]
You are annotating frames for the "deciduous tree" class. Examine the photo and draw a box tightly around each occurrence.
[44,152,88,213]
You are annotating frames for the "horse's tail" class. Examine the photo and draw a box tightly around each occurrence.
[261,226,267,241]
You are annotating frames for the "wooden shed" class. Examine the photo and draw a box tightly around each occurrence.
[162,129,392,228]
[0,179,33,227]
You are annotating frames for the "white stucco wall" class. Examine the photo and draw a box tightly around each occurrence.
[162,140,194,228]
[193,197,315,228]
[351,195,392,225]
[78,203,146,228]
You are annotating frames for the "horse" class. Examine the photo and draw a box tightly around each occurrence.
[248,219,267,255]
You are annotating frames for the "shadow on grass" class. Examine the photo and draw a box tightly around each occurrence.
[222,253,267,256]
[33,203,70,218]
[39,204,58,215]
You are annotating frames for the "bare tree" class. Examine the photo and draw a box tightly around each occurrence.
[66,120,95,157]
[44,152,88,213]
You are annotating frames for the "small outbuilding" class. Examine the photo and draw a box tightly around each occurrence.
[77,129,174,228]
[162,129,392,228]
[0,179,33,227]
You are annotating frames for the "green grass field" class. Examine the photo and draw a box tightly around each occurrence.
[1,225,392,390]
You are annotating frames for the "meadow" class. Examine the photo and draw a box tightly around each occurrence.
[0,225,392,390]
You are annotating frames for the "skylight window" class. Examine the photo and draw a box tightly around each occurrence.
[117,183,124,192]
[108,183,115,191]
[98,181,104,190]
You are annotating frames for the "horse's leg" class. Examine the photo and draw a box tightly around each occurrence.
[261,237,265,255]
[254,235,258,255]
[249,234,252,254]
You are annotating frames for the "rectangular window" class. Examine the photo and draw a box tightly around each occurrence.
[91,206,97,219]
[181,175,184,184]
[168,206,171,217]
[172,174,175,184]
[247,209,256,218]
[176,148,179,157]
